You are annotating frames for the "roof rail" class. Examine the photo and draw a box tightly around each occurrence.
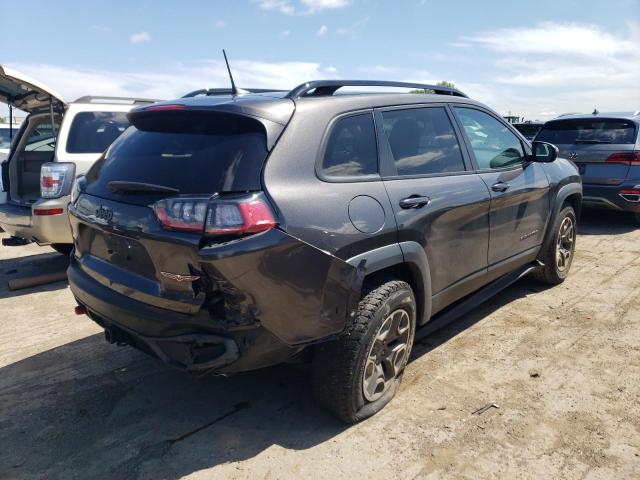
[286,80,468,99]
[181,88,288,98]
[73,96,158,105]
[634,110,640,116]
[556,112,581,117]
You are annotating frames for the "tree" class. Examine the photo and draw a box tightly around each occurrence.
[410,81,456,94]
[0,117,5,124]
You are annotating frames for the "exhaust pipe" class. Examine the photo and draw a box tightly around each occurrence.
[104,328,116,344]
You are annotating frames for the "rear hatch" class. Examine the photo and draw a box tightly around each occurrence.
[536,118,638,185]
[70,106,291,313]
[0,65,66,204]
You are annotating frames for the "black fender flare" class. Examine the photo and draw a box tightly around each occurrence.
[346,241,432,326]
[538,182,582,262]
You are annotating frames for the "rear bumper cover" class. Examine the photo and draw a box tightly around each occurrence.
[0,196,73,244]
[582,182,640,213]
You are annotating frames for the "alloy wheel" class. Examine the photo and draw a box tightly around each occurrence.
[556,216,575,272]
[362,309,411,402]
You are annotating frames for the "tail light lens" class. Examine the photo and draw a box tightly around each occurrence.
[606,152,640,165]
[153,193,277,236]
[41,163,76,198]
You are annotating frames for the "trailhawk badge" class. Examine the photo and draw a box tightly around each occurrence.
[160,271,201,282]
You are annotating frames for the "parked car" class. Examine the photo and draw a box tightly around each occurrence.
[513,121,544,141]
[67,80,582,423]
[0,65,157,254]
[535,112,640,223]
[0,122,21,160]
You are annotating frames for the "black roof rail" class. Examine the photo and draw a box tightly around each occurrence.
[72,96,159,105]
[286,80,468,99]
[181,88,288,98]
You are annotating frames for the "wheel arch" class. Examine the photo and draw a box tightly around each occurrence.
[346,241,432,326]
[538,182,582,262]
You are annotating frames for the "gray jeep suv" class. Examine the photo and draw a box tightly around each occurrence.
[535,112,640,223]
[67,80,582,423]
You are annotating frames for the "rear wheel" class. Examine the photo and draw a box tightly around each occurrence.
[532,205,576,285]
[312,279,416,423]
[51,244,73,256]
[634,212,640,226]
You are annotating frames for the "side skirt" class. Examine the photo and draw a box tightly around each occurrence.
[414,262,537,342]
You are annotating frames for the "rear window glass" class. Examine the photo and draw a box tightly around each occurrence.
[85,111,268,195]
[536,119,637,144]
[25,121,59,152]
[321,113,378,177]
[66,112,130,154]
[514,124,542,137]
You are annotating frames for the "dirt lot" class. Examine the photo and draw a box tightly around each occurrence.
[0,210,638,480]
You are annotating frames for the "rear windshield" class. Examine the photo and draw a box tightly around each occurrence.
[66,111,130,154]
[514,124,541,136]
[85,111,268,196]
[536,119,637,144]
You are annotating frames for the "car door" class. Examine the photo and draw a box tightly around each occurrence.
[451,106,550,274]
[376,104,491,311]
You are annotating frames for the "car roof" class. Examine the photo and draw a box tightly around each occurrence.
[134,85,488,126]
[552,111,640,122]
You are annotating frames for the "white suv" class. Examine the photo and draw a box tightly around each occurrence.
[0,65,157,253]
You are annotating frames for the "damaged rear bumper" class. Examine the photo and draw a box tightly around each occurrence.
[68,227,364,374]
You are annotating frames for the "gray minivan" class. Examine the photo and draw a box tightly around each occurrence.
[535,112,640,223]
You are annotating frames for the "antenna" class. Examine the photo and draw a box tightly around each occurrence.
[222,50,247,96]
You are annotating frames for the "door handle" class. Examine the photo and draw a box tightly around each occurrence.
[491,182,510,193]
[399,195,431,209]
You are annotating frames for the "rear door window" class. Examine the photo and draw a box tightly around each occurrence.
[25,121,58,152]
[382,107,465,176]
[454,107,525,170]
[66,111,130,154]
[536,119,637,144]
[85,111,268,197]
[321,113,378,177]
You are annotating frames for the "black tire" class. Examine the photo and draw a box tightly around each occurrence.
[634,212,640,226]
[531,205,577,285]
[312,279,416,423]
[51,244,73,256]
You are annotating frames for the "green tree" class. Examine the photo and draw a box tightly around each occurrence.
[410,81,456,94]
[0,117,5,123]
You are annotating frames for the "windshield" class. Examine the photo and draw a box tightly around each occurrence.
[536,119,636,144]
[85,111,268,198]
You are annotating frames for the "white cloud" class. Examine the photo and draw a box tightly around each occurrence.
[129,31,151,44]
[255,0,350,15]
[317,25,328,36]
[459,21,640,119]
[337,15,369,35]
[281,30,291,37]
[6,60,340,102]
[214,20,226,28]
[464,22,636,57]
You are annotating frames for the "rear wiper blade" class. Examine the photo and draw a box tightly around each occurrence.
[574,139,612,144]
[107,181,180,195]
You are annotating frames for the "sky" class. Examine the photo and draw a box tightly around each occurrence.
[1,0,639,120]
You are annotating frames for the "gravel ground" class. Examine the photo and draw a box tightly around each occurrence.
[0,210,638,480]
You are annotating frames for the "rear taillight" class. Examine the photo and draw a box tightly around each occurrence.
[153,193,277,236]
[206,197,277,235]
[619,188,640,203]
[41,163,75,198]
[145,104,186,111]
[605,152,640,165]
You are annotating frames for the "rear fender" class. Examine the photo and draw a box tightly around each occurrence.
[346,241,432,326]
[199,229,361,346]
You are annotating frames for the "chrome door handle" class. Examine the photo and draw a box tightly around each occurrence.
[399,195,431,209]
[491,182,510,192]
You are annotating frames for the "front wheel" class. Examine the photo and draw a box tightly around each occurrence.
[532,205,577,285]
[312,279,416,423]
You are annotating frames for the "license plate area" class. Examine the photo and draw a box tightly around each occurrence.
[87,228,156,279]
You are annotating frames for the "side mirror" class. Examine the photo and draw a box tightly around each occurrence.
[531,141,558,163]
